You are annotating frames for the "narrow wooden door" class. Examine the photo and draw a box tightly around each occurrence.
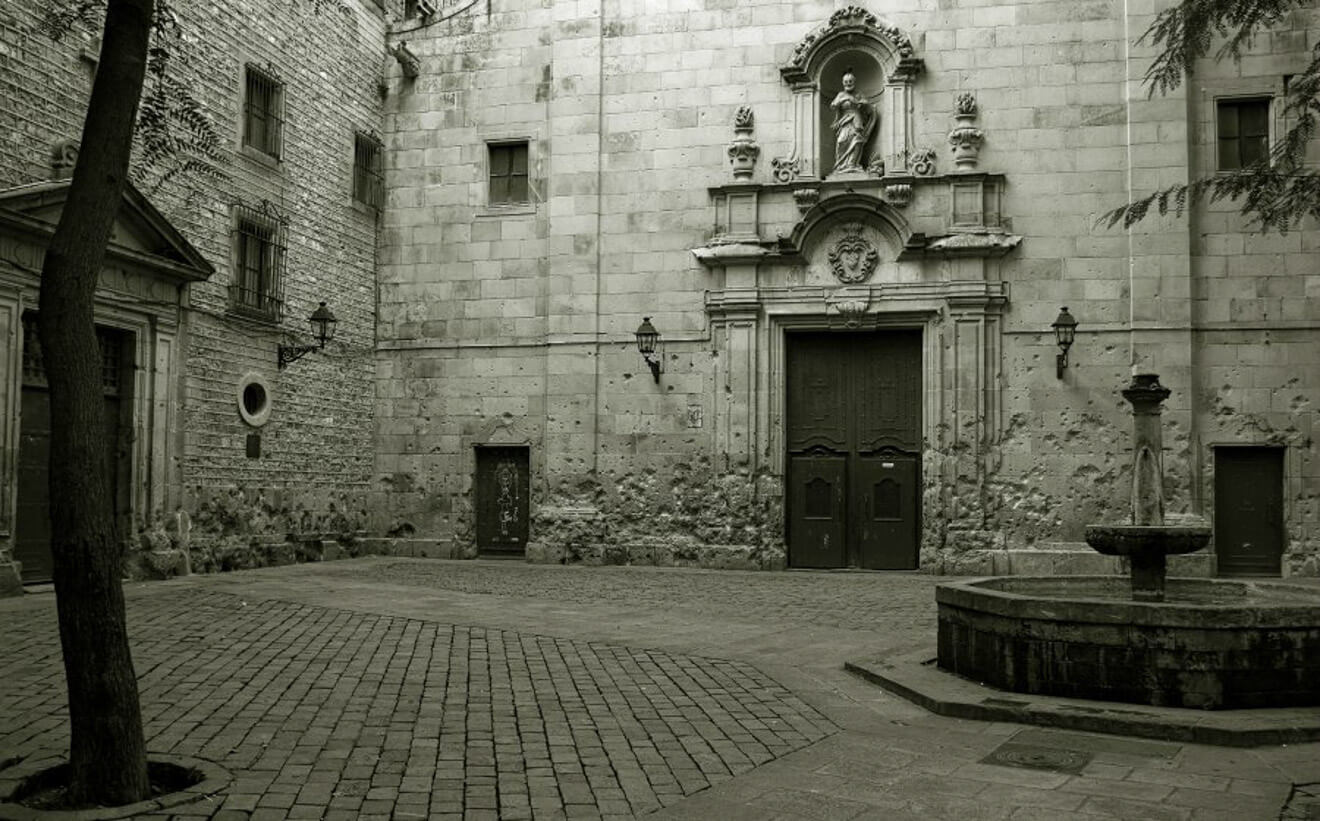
[1214,447,1284,576]
[14,318,124,583]
[786,331,921,569]
[475,446,529,555]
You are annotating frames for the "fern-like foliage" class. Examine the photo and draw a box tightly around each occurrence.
[1106,0,1320,232]
[44,0,354,197]
[38,1,104,41]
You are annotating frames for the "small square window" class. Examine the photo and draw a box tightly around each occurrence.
[243,64,284,160]
[405,0,435,18]
[353,132,383,208]
[1217,98,1270,171]
[488,142,529,206]
[229,203,287,321]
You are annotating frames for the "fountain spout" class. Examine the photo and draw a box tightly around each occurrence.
[1085,374,1210,602]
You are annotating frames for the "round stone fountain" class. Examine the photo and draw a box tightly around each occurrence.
[937,374,1320,710]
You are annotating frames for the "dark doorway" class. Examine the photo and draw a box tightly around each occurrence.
[475,445,530,556]
[1214,446,1284,576]
[15,317,130,583]
[786,330,921,569]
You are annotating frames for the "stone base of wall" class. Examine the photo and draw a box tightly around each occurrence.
[0,549,22,598]
[526,539,785,570]
[129,534,373,580]
[358,537,469,559]
[928,542,1217,578]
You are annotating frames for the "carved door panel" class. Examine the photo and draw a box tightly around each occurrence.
[786,335,848,453]
[853,455,919,569]
[475,446,529,555]
[786,331,921,569]
[1214,447,1283,576]
[787,456,847,567]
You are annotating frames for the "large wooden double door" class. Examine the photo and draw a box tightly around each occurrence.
[786,331,922,569]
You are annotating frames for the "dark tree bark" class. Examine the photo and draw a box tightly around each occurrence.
[38,0,154,805]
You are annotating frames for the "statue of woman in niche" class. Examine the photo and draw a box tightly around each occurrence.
[830,70,876,176]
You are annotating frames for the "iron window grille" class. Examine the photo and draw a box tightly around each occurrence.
[352,132,384,208]
[488,142,529,205]
[21,314,125,395]
[243,64,285,160]
[1217,98,1270,171]
[228,201,288,321]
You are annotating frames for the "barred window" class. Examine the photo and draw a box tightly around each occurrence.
[1218,98,1270,171]
[229,203,287,321]
[243,64,284,160]
[352,132,383,208]
[488,142,529,205]
[21,314,126,395]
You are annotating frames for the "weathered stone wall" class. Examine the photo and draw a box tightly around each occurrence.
[374,0,1320,574]
[0,0,386,579]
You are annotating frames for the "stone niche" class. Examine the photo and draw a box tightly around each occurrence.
[774,5,923,182]
[693,7,1025,569]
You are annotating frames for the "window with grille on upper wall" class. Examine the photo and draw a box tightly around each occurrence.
[352,132,383,209]
[242,64,284,161]
[488,142,529,206]
[1217,97,1270,171]
[228,203,287,322]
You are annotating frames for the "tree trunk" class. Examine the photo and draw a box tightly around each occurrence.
[38,0,154,806]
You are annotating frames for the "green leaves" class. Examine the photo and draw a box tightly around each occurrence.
[1109,0,1320,232]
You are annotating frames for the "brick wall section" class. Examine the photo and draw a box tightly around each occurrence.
[377,0,1320,574]
[0,1,387,574]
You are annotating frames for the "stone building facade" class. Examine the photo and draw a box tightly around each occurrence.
[372,1,1320,576]
[0,0,385,587]
[0,0,1316,588]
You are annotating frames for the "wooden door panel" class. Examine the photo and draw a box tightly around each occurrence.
[788,455,846,568]
[855,330,921,452]
[785,331,922,569]
[1215,448,1283,576]
[15,388,52,583]
[786,335,848,452]
[854,455,919,569]
[476,446,529,554]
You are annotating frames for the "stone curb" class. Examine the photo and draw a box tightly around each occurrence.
[0,753,230,820]
[845,649,1320,748]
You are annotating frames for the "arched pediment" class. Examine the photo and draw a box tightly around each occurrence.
[787,192,913,261]
[781,6,917,85]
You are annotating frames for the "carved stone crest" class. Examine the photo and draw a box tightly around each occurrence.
[827,225,879,284]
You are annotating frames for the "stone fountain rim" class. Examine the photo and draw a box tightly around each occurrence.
[936,576,1320,628]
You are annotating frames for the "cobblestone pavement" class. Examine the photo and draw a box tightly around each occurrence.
[1,558,1317,820]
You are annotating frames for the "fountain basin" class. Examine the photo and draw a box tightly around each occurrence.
[1084,525,1211,556]
[937,576,1320,709]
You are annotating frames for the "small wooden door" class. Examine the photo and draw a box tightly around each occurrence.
[1214,447,1284,576]
[14,318,126,583]
[786,331,921,569]
[475,446,529,555]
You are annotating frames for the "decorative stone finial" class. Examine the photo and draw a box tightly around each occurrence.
[51,140,79,180]
[948,93,984,170]
[727,105,760,180]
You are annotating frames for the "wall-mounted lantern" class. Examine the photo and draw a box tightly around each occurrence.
[1051,306,1078,379]
[278,301,337,369]
[635,316,663,383]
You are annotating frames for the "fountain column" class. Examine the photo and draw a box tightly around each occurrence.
[1121,374,1172,601]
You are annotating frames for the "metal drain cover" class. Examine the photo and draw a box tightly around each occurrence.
[982,741,1093,775]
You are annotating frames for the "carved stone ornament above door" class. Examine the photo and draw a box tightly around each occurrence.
[827,224,879,283]
[774,6,924,182]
